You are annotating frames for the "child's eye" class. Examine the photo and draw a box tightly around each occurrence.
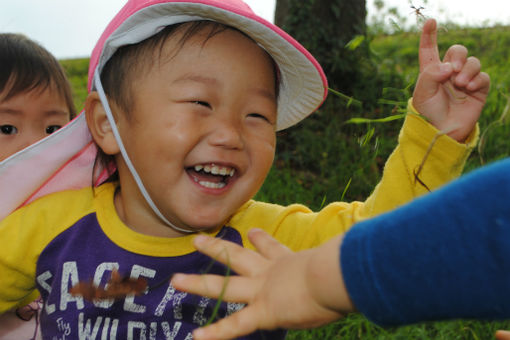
[0,125,18,135]
[46,125,62,134]
[247,113,271,123]
[192,101,211,109]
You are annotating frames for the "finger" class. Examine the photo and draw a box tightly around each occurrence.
[442,44,468,72]
[193,235,266,276]
[419,18,440,72]
[171,274,254,302]
[414,62,453,99]
[454,56,481,87]
[248,228,293,260]
[467,72,490,94]
[495,330,510,340]
[193,306,262,340]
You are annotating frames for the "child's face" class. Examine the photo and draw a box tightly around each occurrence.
[113,28,277,235]
[0,86,71,161]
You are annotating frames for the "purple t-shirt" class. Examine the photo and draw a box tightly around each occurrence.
[36,213,284,339]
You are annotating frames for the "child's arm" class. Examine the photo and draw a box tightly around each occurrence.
[0,188,88,312]
[173,158,510,340]
[229,19,489,250]
[341,158,510,326]
[360,18,489,218]
[0,211,41,312]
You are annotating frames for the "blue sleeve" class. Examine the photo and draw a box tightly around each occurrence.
[341,157,510,326]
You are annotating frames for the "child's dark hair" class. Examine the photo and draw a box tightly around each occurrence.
[100,21,235,116]
[0,33,76,118]
[94,21,279,184]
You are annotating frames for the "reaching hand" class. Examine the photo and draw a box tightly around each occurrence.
[171,229,350,340]
[412,19,490,142]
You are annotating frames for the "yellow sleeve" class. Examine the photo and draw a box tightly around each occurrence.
[0,187,94,312]
[228,201,363,251]
[229,200,366,252]
[0,207,44,312]
[229,100,478,252]
[361,99,478,217]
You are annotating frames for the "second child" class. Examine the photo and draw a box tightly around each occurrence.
[0,33,75,340]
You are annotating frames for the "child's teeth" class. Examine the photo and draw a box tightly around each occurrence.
[194,164,235,176]
[199,181,226,189]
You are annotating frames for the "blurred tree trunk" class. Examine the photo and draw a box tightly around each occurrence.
[275,0,369,101]
[272,0,386,186]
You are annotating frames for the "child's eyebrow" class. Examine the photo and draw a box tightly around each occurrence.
[252,87,276,102]
[173,74,276,101]
[173,74,219,86]
[0,108,22,116]
[0,108,69,117]
[43,110,70,118]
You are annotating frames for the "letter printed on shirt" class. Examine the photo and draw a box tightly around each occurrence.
[93,262,120,309]
[37,270,56,314]
[60,261,84,311]
[78,312,102,340]
[123,265,156,313]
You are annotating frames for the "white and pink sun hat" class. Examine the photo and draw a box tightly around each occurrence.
[0,0,328,222]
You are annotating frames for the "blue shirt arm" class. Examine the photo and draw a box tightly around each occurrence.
[341,158,510,326]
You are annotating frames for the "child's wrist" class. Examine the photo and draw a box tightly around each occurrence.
[307,235,354,314]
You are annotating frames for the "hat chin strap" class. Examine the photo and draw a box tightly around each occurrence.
[94,68,198,234]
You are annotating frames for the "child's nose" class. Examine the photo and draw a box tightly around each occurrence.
[208,117,244,150]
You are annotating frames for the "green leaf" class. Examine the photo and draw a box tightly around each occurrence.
[345,114,406,124]
[328,88,363,108]
[340,178,352,201]
[345,35,365,51]
[360,127,376,147]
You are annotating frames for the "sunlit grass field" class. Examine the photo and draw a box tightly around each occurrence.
[60,23,510,339]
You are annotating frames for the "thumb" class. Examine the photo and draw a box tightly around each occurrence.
[414,62,453,100]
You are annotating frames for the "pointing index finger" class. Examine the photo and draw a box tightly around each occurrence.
[419,18,440,72]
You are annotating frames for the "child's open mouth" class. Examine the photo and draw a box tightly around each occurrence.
[186,164,236,189]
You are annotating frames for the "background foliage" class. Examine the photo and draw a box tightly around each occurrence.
[59,19,510,339]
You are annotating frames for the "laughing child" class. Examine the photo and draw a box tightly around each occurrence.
[0,33,75,340]
[0,1,489,339]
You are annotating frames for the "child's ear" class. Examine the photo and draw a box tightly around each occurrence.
[85,92,120,155]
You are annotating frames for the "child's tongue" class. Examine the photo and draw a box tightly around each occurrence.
[189,169,224,184]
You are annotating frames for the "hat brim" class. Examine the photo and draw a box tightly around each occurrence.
[88,1,328,130]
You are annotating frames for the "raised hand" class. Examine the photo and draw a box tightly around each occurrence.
[412,19,490,142]
[171,229,350,340]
